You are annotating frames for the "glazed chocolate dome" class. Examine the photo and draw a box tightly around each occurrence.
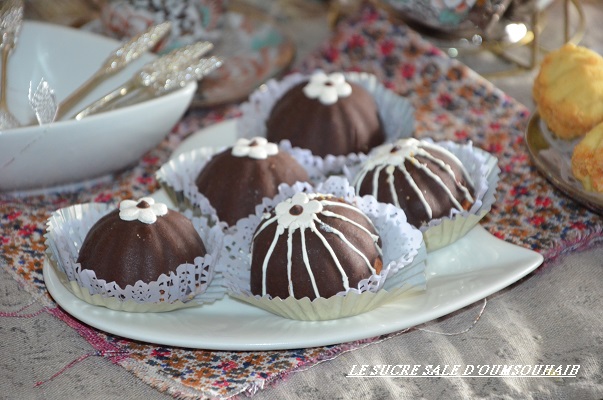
[195,137,309,226]
[353,138,475,228]
[77,198,206,288]
[250,193,383,300]
[265,72,385,157]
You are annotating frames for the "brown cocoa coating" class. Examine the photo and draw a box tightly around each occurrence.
[195,149,309,226]
[357,147,474,228]
[76,209,206,287]
[250,198,383,300]
[265,81,385,157]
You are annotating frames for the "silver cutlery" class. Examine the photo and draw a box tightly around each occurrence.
[74,42,221,120]
[0,0,23,130]
[54,21,172,121]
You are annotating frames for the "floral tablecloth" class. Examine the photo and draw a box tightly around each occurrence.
[1,5,601,399]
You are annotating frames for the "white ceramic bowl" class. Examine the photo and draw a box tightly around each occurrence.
[0,21,197,193]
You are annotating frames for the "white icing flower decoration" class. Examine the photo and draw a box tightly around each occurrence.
[119,197,168,224]
[302,72,352,105]
[364,138,422,169]
[231,137,278,160]
[275,192,323,231]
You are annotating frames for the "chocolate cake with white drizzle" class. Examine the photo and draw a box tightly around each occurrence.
[352,138,475,228]
[250,192,383,300]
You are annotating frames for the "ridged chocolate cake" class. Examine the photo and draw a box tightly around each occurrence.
[250,193,383,300]
[195,137,309,226]
[77,198,206,288]
[265,72,385,157]
[353,138,475,228]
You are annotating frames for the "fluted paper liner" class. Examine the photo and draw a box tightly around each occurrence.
[221,176,427,321]
[421,140,499,251]
[45,202,226,312]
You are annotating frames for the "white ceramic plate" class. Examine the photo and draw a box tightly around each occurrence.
[44,224,543,350]
[171,118,239,159]
[43,120,544,350]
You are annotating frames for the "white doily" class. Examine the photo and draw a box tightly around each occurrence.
[45,203,226,312]
[236,70,415,167]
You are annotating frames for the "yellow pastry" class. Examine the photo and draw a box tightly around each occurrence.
[533,43,603,139]
[571,121,603,192]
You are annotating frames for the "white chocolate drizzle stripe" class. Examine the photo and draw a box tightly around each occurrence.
[408,154,464,211]
[416,142,475,203]
[318,220,376,275]
[321,210,382,256]
[416,149,474,204]
[311,215,350,291]
[319,199,376,227]
[261,225,282,296]
[397,159,432,218]
[370,166,380,200]
[301,228,320,298]
[422,141,476,190]
[287,227,294,297]
[386,165,400,209]
[254,215,278,240]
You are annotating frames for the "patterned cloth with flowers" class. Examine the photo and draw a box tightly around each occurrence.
[1,4,602,400]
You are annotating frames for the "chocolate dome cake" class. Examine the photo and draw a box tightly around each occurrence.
[77,198,207,288]
[195,137,309,226]
[265,72,385,157]
[250,192,383,300]
[353,138,475,228]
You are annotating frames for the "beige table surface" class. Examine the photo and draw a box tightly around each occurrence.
[2,1,603,399]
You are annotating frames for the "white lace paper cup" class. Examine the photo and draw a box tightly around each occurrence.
[220,176,426,321]
[421,140,500,251]
[236,70,415,174]
[44,202,226,312]
[156,141,328,226]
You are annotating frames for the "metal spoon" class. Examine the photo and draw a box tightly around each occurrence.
[74,42,221,120]
[0,0,23,130]
[54,21,172,121]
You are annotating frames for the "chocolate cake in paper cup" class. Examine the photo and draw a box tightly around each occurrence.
[348,138,500,251]
[156,137,331,227]
[236,70,415,173]
[220,176,426,321]
[45,198,226,312]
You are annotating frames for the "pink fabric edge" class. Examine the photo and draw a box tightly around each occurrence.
[538,226,603,269]
[46,306,129,364]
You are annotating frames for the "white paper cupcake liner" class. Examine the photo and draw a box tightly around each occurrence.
[422,140,500,251]
[156,141,329,226]
[345,140,500,252]
[236,70,415,175]
[220,176,426,321]
[45,202,226,312]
